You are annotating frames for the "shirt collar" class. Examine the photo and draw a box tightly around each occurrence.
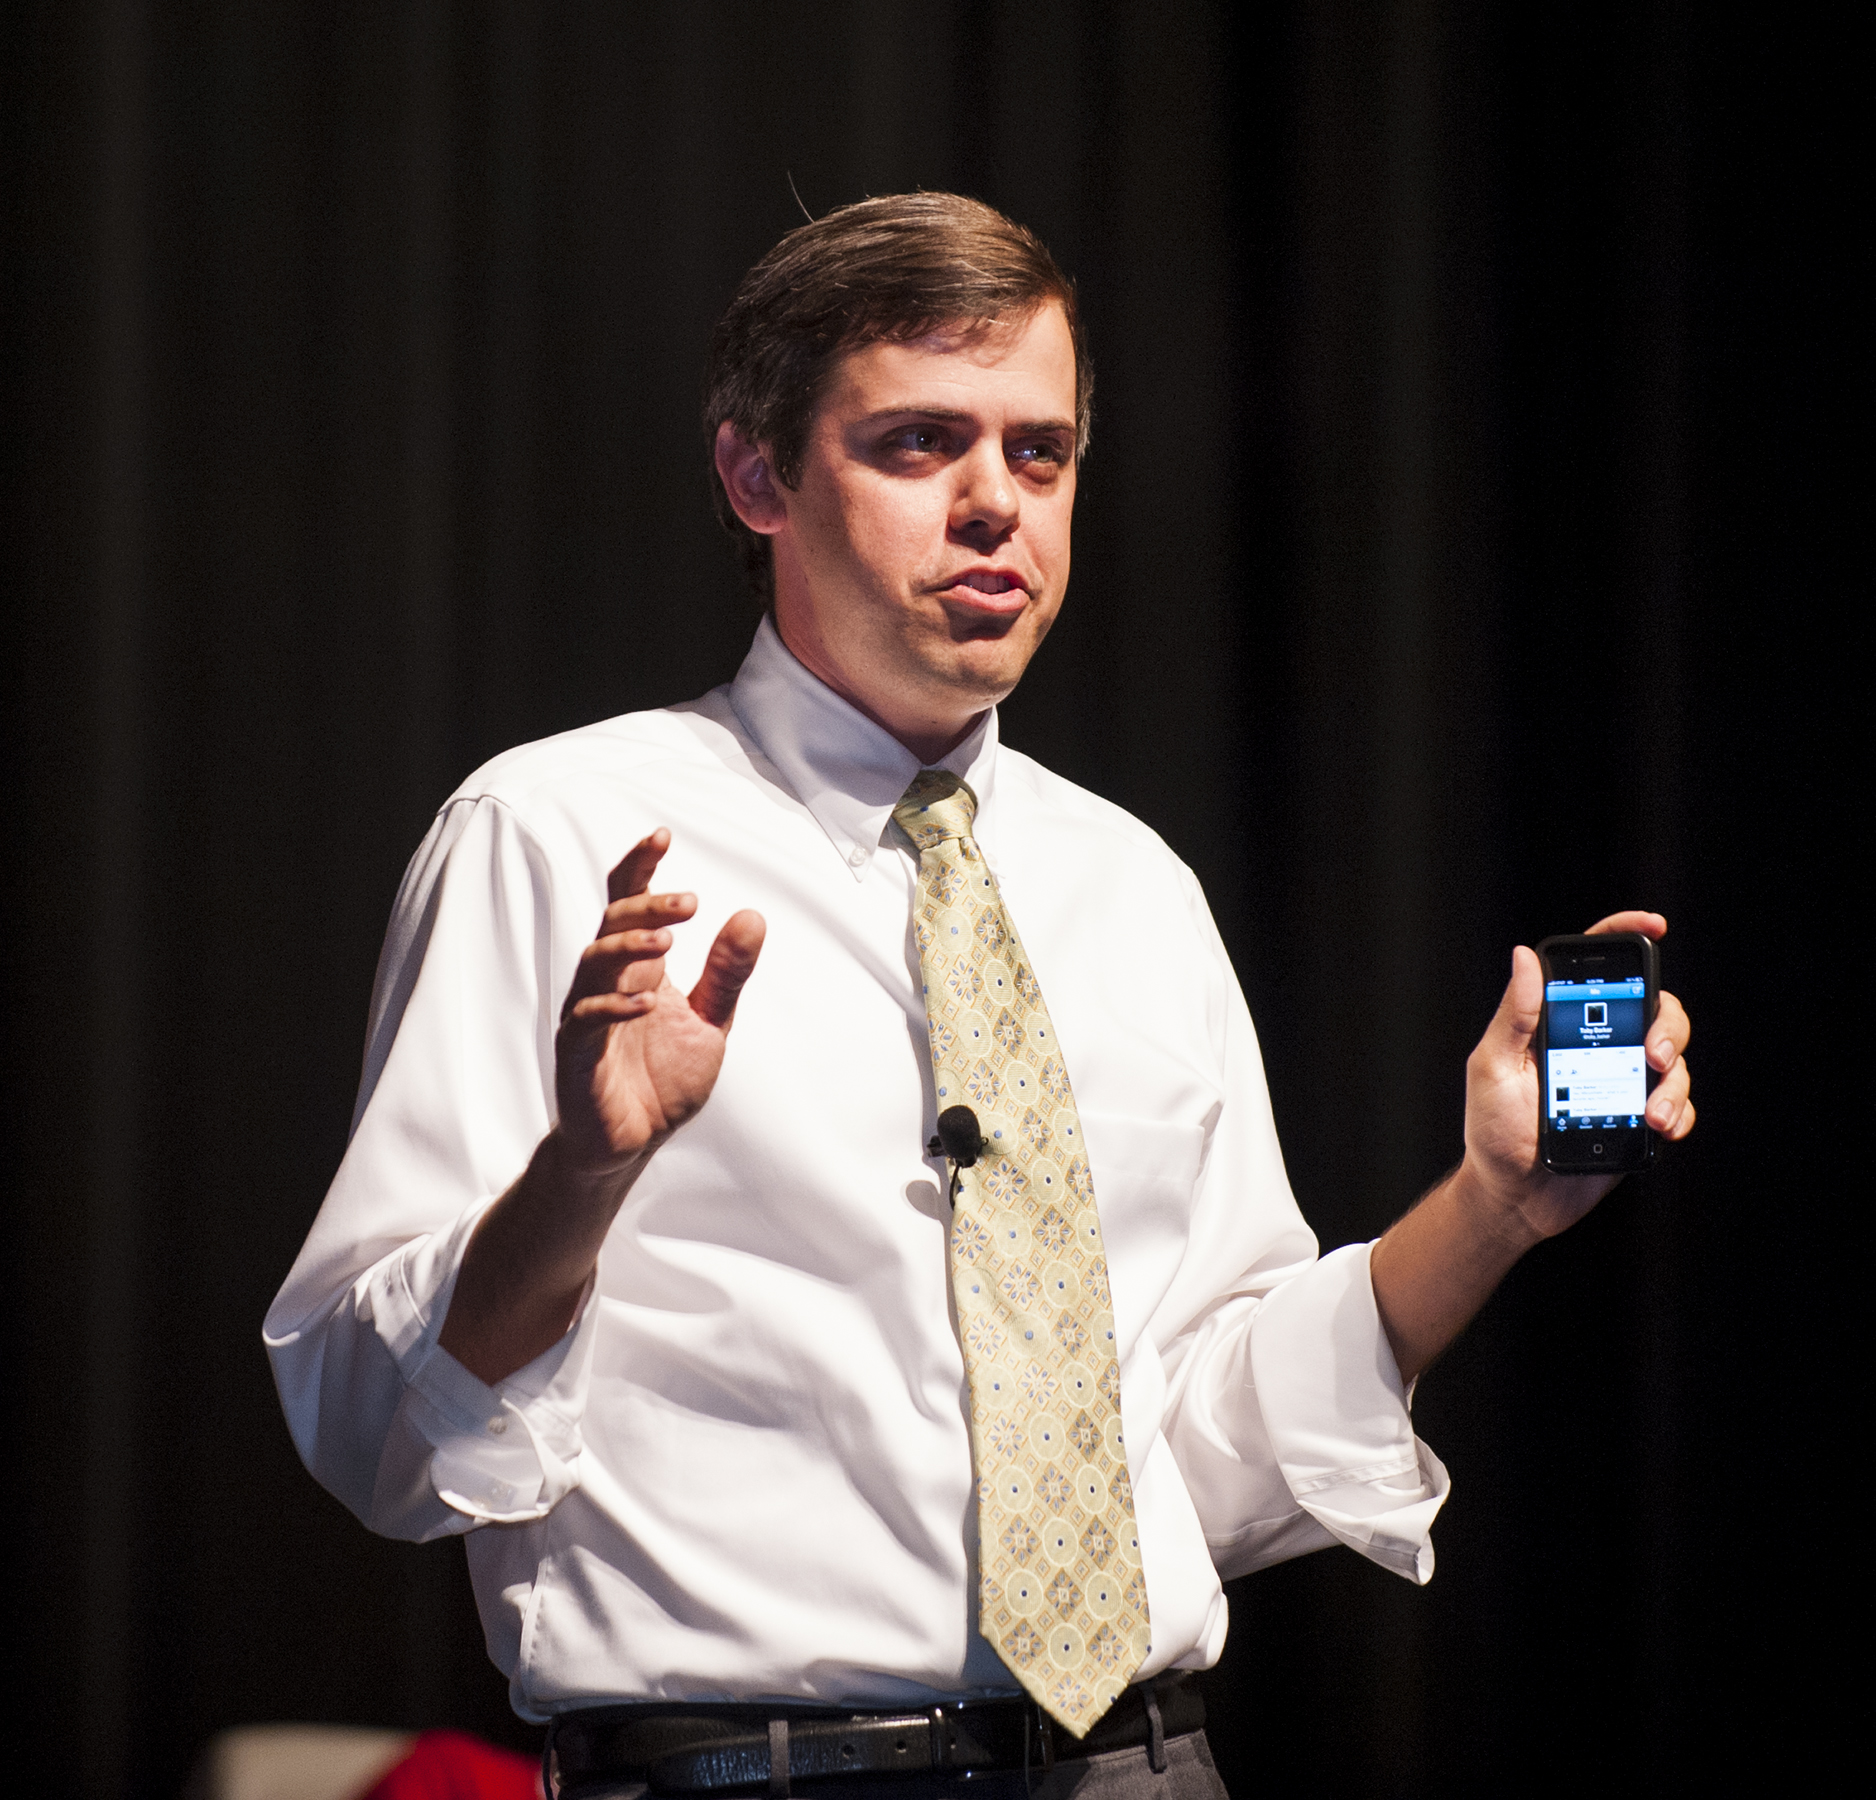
[728,613,1000,881]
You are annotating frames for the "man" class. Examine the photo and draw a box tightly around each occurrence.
[267,194,1694,1798]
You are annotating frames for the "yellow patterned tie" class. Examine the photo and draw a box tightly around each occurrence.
[894,770,1149,1737]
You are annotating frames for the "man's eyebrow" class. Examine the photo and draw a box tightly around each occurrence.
[854,405,1076,434]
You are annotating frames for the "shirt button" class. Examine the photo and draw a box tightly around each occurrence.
[848,847,866,867]
[487,1417,507,1435]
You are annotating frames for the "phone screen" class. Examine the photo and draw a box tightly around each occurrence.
[1544,975,1647,1132]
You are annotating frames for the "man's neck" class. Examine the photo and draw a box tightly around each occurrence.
[770,608,985,767]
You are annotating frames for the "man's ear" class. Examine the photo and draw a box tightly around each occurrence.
[714,422,788,536]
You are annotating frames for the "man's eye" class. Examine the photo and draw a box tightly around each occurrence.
[892,428,944,454]
[1013,443,1065,467]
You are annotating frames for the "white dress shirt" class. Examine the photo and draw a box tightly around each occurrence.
[266,616,1448,1722]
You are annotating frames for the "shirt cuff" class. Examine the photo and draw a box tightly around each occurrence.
[362,1198,596,1525]
[1246,1239,1450,1583]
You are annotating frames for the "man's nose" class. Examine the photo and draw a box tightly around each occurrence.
[949,441,1019,544]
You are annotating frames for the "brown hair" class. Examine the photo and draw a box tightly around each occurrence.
[702,192,1092,601]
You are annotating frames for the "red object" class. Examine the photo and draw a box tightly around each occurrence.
[358,1730,542,1800]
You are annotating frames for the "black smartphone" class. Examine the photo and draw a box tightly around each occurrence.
[1535,932,1660,1174]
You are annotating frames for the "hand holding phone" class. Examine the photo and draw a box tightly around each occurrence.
[1369,915,1691,1379]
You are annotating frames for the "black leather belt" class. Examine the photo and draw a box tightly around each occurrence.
[548,1673,1204,1796]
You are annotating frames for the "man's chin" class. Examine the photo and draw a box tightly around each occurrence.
[921,634,1038,708]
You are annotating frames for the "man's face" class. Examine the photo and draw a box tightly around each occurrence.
[727,301,1079,758]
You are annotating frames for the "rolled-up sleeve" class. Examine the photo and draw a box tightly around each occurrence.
[1154,878,1449,1587]
[264,795,598,1541]
[1166,1243,1448,1583]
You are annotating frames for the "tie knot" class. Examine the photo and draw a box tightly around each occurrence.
[894,769,979,851]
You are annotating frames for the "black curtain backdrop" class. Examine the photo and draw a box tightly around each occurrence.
[3,5,1852,1796]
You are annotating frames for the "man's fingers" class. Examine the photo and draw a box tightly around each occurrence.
[601,889,697,936]
[557,988,657,1043]
[564,989,658,1027]
[561,931,671,1018]
[1586,909,1666,939]
[1650,989,1690,1069]
[607,829,672,905]
[1648,1070,1696,1140]
[688,910,767,1029]
[1646,1056,1691,1132]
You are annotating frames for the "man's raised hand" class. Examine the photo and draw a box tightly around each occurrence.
[438,831,764,1383]
[555,829,767,1172]
[1460,909,1693,1247]
[1370,909,1694,1383]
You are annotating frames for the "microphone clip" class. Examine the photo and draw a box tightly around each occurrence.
[931,1105,984,1210]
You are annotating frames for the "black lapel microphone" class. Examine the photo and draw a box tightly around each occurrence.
[928,1104,984,1208]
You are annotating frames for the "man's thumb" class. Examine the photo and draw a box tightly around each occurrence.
[688,910,767,1029]
[1485,945,1544,1059]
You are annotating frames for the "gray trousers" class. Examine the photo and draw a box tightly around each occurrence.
[566,1731,1229,1800]
[981,1729,1228,1800]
